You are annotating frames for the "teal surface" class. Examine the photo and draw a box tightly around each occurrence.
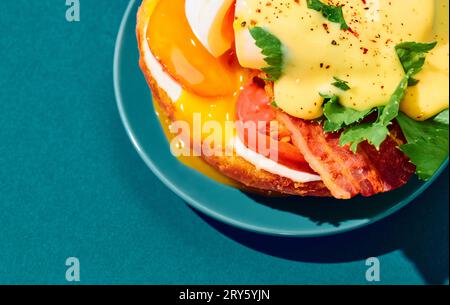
[0,0,448,284]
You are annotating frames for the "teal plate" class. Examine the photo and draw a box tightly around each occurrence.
[114,0,448,237]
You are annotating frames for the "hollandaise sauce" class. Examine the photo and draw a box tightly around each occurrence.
[234,0,449,120]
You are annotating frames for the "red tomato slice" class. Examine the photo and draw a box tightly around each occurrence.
[236,82,276,124]
[236,82,316,174]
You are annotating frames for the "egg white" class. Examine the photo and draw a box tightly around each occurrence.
[185,0,234,58]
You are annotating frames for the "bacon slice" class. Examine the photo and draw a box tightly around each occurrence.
[277,112,416,199]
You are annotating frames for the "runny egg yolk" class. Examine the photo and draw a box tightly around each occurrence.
[145,0,249,184]
[221,4,236,50]
[147,0,240,98]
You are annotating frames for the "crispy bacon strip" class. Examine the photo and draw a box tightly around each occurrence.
[277,112,416,199]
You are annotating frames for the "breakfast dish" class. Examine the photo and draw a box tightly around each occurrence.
[136,0,449,199]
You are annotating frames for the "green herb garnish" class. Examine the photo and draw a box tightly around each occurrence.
[395,41,438,86]
[331,76,351,91]
[339,63,419,152]
[249,27,284,81]
[322,41,437,152]
[307,0,349,30]
[397,109,449,180]
[322,93,373,132]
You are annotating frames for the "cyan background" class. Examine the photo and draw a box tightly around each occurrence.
[0,0,448,284]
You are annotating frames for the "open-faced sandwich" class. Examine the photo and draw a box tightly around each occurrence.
[137,0,449,199]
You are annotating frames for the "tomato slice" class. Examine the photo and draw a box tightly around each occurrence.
[236,82,276,124]
[236,82,316,174]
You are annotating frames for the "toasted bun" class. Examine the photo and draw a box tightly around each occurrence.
[136,0,330,197]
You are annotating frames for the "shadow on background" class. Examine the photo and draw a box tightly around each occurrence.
[192,169,449,285]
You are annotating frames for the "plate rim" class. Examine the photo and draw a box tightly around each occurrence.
[113,0,448,237]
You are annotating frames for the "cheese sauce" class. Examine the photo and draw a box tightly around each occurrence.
[234,0,449,120]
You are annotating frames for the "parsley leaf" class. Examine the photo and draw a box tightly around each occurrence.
[318,40,445,178]
[378,71,411,126]
[332,77,351,91]
[307,0,349,30]
[397,109,449,180]
[338,41,437,151]
[339,122,388,152]
[433,109,449,125]
[396,41,438,86]
[339,74,410,152]
[322,94,373,132]
[249,27,284,81]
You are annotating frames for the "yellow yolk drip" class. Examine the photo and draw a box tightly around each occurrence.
[234,0,449,121]
[145,0,248,186]
[153,99,240,187]
[147,0,248,141]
